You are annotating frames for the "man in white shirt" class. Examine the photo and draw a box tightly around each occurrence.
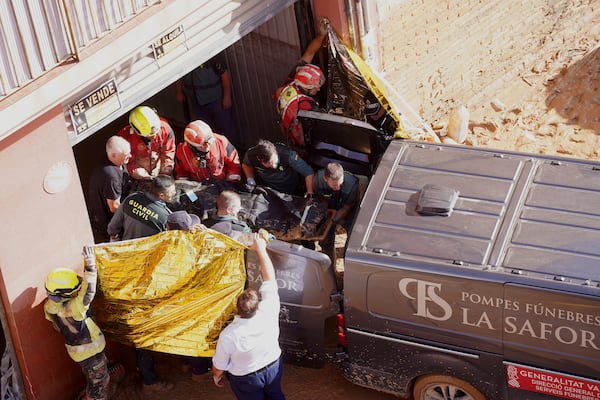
[212,233,285,399]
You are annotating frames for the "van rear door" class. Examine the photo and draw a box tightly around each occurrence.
[246,240,341,365]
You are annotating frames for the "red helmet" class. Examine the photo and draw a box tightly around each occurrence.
[184,120,214,148]
[294,64,325,90]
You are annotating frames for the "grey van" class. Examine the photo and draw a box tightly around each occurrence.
[248,113,600,400]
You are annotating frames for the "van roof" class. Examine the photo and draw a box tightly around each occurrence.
[348,141,600,284]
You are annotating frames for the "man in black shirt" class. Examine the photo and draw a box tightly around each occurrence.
[87,136,131,243]
[313,163,359,264]
[242,139,314,197]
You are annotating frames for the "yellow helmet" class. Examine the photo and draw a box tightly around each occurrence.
[45,268,81,297]
[129,106,161,137]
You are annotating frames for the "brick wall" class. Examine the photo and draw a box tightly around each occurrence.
[377,0,596,125]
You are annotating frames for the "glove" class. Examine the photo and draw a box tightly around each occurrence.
[304,193,318,207]
[82,245,96,270]
[132,167,152,180]
[258,228,276,242]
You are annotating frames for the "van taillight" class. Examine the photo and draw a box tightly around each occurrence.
[336,313,347,347]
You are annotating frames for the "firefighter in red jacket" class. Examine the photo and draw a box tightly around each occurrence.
[118,106,176,181]
[175,119,241,183]
[275,20,328,150]
[276,64,325,149]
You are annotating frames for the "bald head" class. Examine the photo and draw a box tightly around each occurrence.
[106,136,131,167]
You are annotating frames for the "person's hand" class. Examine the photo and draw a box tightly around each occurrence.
[251,233,267,253]
[213,374,225,387]
[82,245,95,270]
[245,178,256,192]
[258,228,276,242]
[132,167,151,180]
[304,192,318,207]
[191,223,208,232]
[317,17,330,36]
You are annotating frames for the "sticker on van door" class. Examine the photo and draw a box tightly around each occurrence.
[506,363,600,399]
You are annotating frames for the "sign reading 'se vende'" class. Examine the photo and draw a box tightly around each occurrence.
[70,79,120,134]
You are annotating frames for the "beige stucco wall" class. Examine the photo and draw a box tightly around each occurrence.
[0,106,93,399]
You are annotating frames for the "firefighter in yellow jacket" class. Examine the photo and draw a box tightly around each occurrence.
[44,246,109,400]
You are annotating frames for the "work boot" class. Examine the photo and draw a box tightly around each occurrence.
[143,381,174,392]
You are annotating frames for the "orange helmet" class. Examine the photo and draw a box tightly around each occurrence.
[184,120,214,148]
[294,64,325,90]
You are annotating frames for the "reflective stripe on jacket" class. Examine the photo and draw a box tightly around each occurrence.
[175,134,241,181]
[275,83,316,146]
[44,270,106,362]
[119,119,176,177]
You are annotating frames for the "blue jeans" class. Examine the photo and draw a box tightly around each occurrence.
[226,355,285,400]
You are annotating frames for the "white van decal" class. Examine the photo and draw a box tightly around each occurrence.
[397,278,600,352]
[247,261,304,292]
[398,278,452,321]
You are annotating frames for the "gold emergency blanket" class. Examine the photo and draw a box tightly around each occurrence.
[92,229,246,357]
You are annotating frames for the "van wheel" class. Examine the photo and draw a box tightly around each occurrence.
[413,375,486,400]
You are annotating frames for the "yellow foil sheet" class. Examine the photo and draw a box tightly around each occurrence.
[92,229,246,357]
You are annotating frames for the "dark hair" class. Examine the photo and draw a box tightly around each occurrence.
[255,139,277,163]
[149,174,175,197]
[237,288,260,318]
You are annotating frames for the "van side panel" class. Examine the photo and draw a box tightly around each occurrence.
[245,241,340,364]
[343,141,600,398]
[345,262,504,353]
[503,285,600,378]
[340,328,505,398]
[341,260,505,398]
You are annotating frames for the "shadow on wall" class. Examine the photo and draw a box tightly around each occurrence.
[10,286,84,400]
[544,45,600,136]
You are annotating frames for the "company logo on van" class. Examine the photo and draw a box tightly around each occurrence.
[398,278,451,321]
[397,278,600,353]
